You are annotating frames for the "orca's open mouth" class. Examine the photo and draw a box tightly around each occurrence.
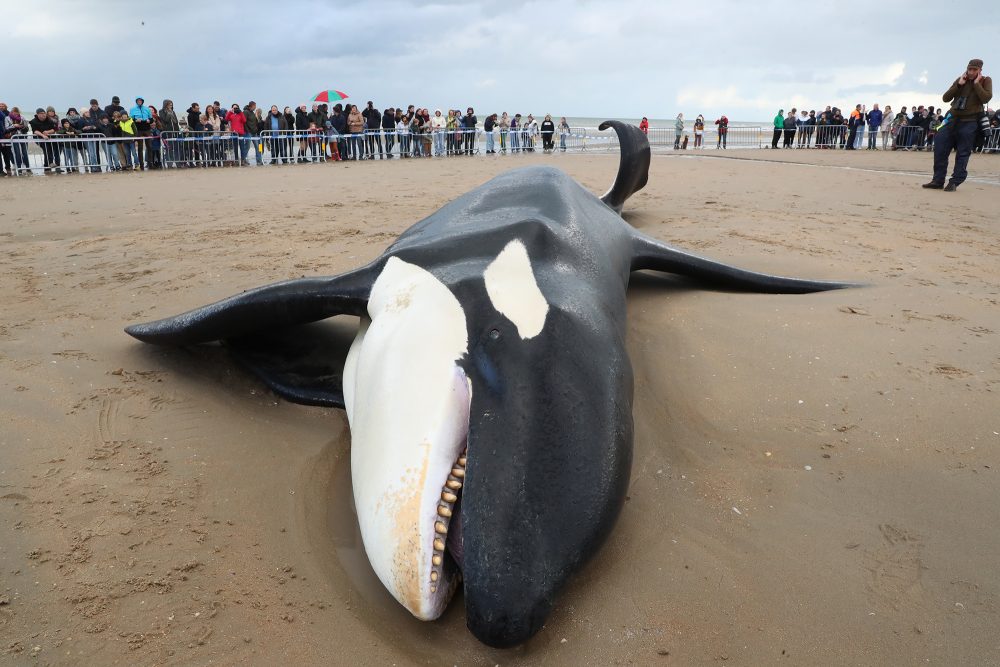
[429,447,467,594]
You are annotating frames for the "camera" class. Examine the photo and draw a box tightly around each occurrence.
[955,96,968,111]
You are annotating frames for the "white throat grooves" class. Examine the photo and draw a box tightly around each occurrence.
[483,240,549,339]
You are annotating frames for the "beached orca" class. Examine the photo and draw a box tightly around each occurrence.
[125,121,854,648]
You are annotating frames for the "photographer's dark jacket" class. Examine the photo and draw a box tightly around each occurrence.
[943,76,993,120]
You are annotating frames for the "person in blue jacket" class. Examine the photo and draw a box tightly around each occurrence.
[865,104,883,150]
[129,97,153,170]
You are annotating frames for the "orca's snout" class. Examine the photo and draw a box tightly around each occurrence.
[465,594,553,649]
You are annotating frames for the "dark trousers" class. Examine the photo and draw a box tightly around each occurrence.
[463,130,475,154]
[783,129,795,147]
[846,126,858,149]
[772,128,782,148]
[0,144,12,172]
[867,128,878,149]
[932,120,977,186]
[383,129,395,155]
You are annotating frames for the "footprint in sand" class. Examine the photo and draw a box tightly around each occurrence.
[863,523,926,612]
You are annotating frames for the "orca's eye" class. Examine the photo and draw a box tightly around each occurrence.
[489,328,502,341]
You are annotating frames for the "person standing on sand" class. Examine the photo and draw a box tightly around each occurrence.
[674,113,684,149]
[924,58,993,192]
[782,111,796,148]
[880,105,893,149]
[693,115,704,148]
[715,115,728,148]
[866,104,883,150]
[559,117,570,151]
[540,114,555,151]
[772,109,783,148]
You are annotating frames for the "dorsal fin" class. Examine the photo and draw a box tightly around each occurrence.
[599,120,651,215]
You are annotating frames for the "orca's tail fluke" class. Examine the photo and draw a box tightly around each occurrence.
[599,120,651,216]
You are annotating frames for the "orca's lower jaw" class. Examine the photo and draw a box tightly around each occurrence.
[428,446,467,596]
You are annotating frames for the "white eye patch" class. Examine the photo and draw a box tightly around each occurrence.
[483,240,549,339]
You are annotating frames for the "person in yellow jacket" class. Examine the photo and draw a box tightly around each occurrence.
[116,112,138,169]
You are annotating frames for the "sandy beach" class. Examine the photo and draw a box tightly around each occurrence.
[2,148,999,665]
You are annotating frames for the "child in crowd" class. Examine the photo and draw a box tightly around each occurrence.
[59,119,81,172]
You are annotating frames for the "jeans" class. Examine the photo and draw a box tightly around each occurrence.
[463,129,475,154]
[104,142,121,170]
[674,132,682,149]
[559,133,567,150]
[485,131,495,152]
[63,143,80,169]
[510,130,520,152]
[853,126,864,149]
[932,120,977,186]
[350,134,364,159]
[12,140,29,169]
[867,127,878,149]
[85,141,100,172]
[383,129,395,156]
[122,140,137,167]
[434,130,445,156]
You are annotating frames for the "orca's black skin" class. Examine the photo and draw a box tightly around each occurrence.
[126,121,856,648]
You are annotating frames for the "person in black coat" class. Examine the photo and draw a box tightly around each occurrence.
[363,101,383,159]
[381,107,396,156]
[540,114,555,151]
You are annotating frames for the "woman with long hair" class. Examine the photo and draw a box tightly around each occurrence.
[203,103,223,166]
[347,104,365,159]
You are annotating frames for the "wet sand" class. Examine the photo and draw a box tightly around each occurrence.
[2,149,999,665]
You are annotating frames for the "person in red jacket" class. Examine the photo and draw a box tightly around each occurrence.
[715,115,729,148]
[226,104,250,165]
[638,117,649,134]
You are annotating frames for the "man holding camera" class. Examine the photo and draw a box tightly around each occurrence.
[924,59,992,192]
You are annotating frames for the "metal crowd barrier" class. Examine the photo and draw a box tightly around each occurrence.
[0,134,159,175]
[981,127,1000,153]
[890,125,926,150]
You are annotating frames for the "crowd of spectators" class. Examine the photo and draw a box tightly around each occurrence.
[0,96,577,176]
[3,95,998,176]
[763,103,1000,152]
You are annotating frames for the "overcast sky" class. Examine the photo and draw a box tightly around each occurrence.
[4,1,998,123]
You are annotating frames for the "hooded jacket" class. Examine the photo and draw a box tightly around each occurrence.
[160,100,181,132]
[295,108,310,131]
[381,109,395,130]
[430,111,446,130]
[130,100,153,122]
[362,105,381,131]
[187,107,203,131]
[244,107,261,135]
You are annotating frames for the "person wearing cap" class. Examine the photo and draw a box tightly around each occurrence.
[104,96,125,122]
[29,107,59,173]
[924,59,993,191]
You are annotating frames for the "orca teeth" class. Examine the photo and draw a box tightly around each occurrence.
[431,447,467,589]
